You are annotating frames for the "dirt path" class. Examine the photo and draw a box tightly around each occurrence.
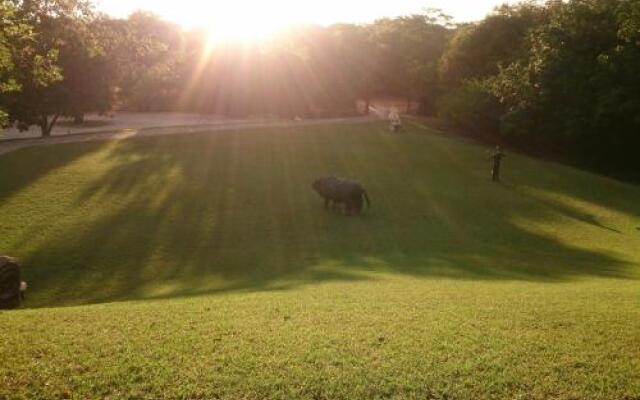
[0,115,380,156]
[0,112,248,140]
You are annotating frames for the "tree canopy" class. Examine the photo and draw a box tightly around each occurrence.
[0,1,61,126]
[1,0,639,178]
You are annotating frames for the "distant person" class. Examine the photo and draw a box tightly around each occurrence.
[488,145,505,182]
[389,109,402,132]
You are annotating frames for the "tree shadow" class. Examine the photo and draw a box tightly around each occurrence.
[506,154,640,223]
[408,117,640,217]
[6,125,639,308]
[514,185,621,233]
[0,142,107,202]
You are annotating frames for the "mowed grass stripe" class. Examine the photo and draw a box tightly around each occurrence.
[0,121,639,399]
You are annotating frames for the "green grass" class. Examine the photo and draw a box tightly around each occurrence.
[1,121,639,399]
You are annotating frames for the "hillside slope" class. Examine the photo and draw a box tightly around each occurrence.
[1,121,639,399]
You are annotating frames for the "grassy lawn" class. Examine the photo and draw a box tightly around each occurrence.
[1,121,639,399]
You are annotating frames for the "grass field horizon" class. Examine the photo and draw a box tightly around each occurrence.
[1,121,639,398]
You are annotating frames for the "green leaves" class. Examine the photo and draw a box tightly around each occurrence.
[30,51,62,87]
[1,0,114,135]
[438,0,640,177]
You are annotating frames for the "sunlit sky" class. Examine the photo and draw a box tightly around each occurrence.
[98,0,520,43]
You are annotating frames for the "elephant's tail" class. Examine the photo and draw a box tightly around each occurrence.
[362,189,371,208]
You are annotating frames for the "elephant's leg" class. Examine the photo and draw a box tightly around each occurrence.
[345,202,353,216]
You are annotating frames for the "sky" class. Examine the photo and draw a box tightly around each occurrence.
[97,0,520,43]
[97,0,520,26]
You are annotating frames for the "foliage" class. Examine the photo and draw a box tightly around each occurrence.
[108,11,189,111]
[439,0,640,178]
[437,79,502,136]
[105,10,452,117]
[2,0,119,136]
[1,0,640,176]
[370,13,451,114]
[439,3,547,84]
[0,3,452,131]
[437,3,547,136]
[0,1,60,126]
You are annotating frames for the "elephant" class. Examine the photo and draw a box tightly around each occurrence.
[0,256,22,310]
[312,176,370,215]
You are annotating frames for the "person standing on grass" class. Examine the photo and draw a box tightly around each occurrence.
[489,145,505,182]
[389,108,402,132]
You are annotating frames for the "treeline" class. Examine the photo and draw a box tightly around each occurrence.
[439,0,640,177]
[1,0,640,177]
[0,0,451,132]
[105,11,452,119]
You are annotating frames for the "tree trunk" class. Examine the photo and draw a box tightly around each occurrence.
[364,98,370,115]
[40,115,50,137]
[40,114,60,138]
[73,114,84,125]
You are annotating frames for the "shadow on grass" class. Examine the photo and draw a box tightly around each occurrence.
[0,142,106,201]
[5,125,639,308]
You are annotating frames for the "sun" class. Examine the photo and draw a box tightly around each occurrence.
[203,5,294,47]
[206,21,275,47]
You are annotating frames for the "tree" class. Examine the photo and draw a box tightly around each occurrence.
[111,11,188,112]
[0,1,61,127]
[326,24,380,114]
[0,2,22,125]
[436,3,547,136]
[371,12,452,114]
[487,0,640,173]
[3,0,114,137]
[59,16,117,123]
[432,0,640,176]
[439,3,545,84]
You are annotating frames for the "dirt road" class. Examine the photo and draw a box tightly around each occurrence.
[0,114,380,156]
